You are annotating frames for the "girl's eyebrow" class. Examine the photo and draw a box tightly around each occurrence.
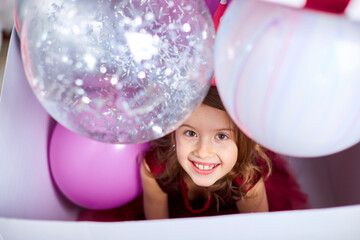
[179,124,235,133]
[216,128,235,132]
[179,124,194,129]
[180,124,234,133]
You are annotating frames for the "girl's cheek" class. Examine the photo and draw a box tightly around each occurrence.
[180,135,196,144]
[214,139,234,147]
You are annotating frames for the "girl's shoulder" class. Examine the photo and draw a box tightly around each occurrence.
[235,150,278,191]
[234,174,261,192]
[144,151,181,195]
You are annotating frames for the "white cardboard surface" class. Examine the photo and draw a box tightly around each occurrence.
[1,205,360,240]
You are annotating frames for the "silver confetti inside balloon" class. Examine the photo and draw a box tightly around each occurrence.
[21,0,215,143]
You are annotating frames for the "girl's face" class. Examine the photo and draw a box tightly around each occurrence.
[175,104,238,187]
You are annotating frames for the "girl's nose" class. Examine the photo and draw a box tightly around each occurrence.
[194,139,213,158]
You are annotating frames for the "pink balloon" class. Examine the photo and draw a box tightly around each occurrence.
[49,123,149,210]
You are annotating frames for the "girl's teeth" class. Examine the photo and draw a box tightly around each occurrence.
[194,162,217,170]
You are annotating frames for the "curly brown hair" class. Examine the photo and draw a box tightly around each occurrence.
[146,86,272,209]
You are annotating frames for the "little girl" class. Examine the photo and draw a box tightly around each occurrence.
[78,86,309,221]
[141,86,272,219]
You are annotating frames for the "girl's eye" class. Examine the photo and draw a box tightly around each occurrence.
[185,130,197,137]
[216,133,228,140]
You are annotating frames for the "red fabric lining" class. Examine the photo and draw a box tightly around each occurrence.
[213,2,227,31]
[211,1,228,86]
[304,0,351,13]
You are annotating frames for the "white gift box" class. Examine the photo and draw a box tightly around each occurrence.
[0,30,360,239]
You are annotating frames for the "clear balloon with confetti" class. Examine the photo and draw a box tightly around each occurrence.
[21,0,214,143]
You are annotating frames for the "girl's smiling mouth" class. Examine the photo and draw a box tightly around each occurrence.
[190,160,220,175]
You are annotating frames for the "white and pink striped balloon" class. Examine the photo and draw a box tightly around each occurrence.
[215,0,360,157]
